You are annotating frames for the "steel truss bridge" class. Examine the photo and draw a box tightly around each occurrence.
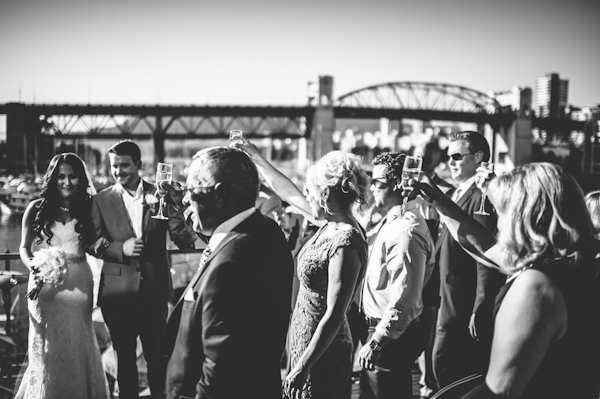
[0,81,588,173]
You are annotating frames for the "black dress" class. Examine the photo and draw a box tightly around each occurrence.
[490,258,600,398]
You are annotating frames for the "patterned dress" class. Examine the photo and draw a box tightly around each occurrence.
[287,221,368,399]
[15,219,108,399]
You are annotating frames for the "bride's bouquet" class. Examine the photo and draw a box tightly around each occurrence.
[27,247,68,300]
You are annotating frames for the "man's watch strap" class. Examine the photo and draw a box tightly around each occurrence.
[368,339,383,352]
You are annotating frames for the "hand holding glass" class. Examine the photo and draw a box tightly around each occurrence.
[400,156,423,215]
[475,162,494,216]
[153,163,173,220]
[229,130,243,147]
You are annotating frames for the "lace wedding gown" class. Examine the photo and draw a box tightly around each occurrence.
[15,219,108,399]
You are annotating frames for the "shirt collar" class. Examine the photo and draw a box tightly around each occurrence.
[385,200,417,219]
[208,207,255,250]
[117,179,144,200]
[457,175,477,194]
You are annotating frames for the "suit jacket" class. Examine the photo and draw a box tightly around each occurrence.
[92,180,197,307]
[162,210,293,399]
[436,183,505,330]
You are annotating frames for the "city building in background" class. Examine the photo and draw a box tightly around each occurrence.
[535,72,569,118]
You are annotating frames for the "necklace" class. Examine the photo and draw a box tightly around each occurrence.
[59,206,69,212]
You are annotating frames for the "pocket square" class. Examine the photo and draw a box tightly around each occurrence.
[183,288,197,301]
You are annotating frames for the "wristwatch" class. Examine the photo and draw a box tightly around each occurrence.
[368,339,383,352]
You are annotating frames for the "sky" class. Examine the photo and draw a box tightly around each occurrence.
[1,0,599,111]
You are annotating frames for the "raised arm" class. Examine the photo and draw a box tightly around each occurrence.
[234,139,320,226]
[414,177,504,272]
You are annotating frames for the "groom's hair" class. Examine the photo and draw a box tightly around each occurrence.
[108,140,142,165]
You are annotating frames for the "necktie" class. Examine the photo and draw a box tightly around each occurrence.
[452,187,463,203]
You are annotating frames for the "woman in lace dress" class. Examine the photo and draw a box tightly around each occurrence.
[237,140,370,399]
[16,153,108,399]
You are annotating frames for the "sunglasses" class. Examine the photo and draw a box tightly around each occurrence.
[184,182,221,196]
[448,152,476,161]
[371,178,391,189]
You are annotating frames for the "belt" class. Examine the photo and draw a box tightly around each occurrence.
[365,317,381,327]
[365,315,421,327]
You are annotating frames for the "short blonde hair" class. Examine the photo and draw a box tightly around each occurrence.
[306,151,370,215]
[487,162,596,273]
[585,190,600,237]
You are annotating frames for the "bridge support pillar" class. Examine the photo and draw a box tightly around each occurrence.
[5,103,39,174]
[500,87,533,168]
[153,115,165,165]
[311,76,335,160]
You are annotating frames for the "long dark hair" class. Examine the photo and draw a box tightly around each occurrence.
[33,153,94,247]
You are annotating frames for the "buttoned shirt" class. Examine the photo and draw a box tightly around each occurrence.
[362,201,436,339]
[117,179,145,238]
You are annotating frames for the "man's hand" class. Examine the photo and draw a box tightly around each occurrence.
[358,342,382,371]
[123,238,144,257]
[160,181,185,211]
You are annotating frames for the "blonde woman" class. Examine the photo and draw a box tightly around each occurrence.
[237,141,370,399]
[414,162,600,399]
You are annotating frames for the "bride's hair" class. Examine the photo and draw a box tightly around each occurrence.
[34,153,94,247]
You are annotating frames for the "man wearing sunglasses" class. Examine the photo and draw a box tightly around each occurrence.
[357,152,436,399]
[160,147,293,399]
[432,131,506,389]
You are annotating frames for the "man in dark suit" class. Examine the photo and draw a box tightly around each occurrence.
[161,147,293,399]
[432,131,506,388]
[92,140,197,399]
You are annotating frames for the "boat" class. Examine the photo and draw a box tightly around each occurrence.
[7,192,38,213]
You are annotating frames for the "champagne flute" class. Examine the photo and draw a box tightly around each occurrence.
[475,162,494,216]
[400,155,423,215]
[229,130,244,147]
[152,162,173,220]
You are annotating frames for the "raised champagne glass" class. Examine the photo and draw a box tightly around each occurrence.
[474,162,494,216]
[229,130,244,147]
[400,155,423,215]
[152,162,173,220]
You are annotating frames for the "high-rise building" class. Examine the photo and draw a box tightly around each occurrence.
[535,72,569,118]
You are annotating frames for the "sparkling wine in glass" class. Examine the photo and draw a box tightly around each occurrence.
[475,162,494,216]
[153,163,173,220]
[229,130,243,147]
[401,155,423,215]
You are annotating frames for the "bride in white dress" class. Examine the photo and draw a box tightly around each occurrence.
[16,153,108,399]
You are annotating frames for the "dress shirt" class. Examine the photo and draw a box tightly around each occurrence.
[205,207,255,253]
[117,179,145,238]
[362,201,435,340]
[452,175,477,203]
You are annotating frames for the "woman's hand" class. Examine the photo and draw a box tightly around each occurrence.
[283,362,310,399]
[231,136,261,159]
[92,237,110,257]
[404,174,440,203]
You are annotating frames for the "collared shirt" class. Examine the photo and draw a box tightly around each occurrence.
[453,175,477,203]
[117,179,144,238]
[363,201,436,340]
[205,207,255,253]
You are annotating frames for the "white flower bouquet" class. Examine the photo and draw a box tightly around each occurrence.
[27,247,68,300]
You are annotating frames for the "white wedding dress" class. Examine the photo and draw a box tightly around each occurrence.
[15,219,108,399]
